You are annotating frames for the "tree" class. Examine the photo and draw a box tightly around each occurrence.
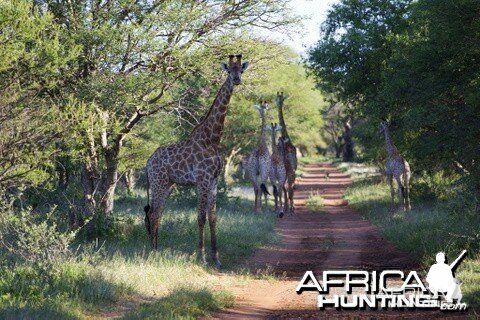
[0,0,79,192]
[35,0,300,216]
[321,101,352,159]
[307,0,480,195]
[306,0,411,107]
[377,0,480,190]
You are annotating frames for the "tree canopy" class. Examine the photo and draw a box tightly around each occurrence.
[306,0,480,191]
[0,0,326,220]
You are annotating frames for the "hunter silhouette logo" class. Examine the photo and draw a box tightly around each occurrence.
[426,250,466,303]
[296,250,468,311]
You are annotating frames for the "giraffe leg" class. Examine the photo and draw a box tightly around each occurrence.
[282,185,288,216]
[388,175,395,212]
[253,183,259,213]
[263,185,269,211]
[272,183,279,213]
[404,171,411,211]
[395,176,405,211]
[277,182,282,218]
[146,183,173,250]
[259,162,270,212]
[288,185,295,215]
[207,179,221,268]
[197,182,209,264]
[270,167,278,213]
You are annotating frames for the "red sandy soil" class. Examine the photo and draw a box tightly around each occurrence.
[210,163,469,319]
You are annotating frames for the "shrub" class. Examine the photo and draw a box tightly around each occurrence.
[0,204,77,266]
[305,192,325,212]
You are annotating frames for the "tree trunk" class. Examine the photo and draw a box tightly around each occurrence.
[124,169,136,194]
[99,149,119,215]
[334,141,343,158]
[79,163,97,226]
[224,146,241,183]
[342,121,354,162]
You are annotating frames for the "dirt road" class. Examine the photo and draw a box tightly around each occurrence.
[212,163,466,319]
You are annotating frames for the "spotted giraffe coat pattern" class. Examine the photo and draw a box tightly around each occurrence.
[268,123,287,217]
[144,55,249,268]
[379,121,411,211]
[276,92,297,215]
[246,102,271,213]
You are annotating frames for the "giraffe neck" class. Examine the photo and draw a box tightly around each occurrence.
[270,129,277,152]
[189,76,234,147]
[383,128,398,156]
[258,114,267,148]
[277,105,290,140]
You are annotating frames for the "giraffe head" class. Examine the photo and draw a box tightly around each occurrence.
[221,54,249,85]
[379,120,389,134]
[275,91,288,109]
[268,122,283,134]
[254,101,269,118]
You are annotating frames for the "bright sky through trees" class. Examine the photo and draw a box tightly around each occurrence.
[264,0,339,55]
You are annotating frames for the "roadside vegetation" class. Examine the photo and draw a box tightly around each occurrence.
[343,163,480,311]
[305,192,325,212]
[0,186,278,319]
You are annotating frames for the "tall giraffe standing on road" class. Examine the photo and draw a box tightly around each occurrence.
[246,102,271,213]
[276,92,297,215]
[268,123,287,218]
[379,121,411,212]
[144,55,249,268]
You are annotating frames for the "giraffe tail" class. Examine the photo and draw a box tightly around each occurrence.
[261,183,270,196]
[144,168,150,214]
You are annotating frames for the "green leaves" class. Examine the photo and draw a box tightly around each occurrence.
[307,0,480,190]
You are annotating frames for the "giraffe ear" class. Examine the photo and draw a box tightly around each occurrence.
[254,105,261,111]
[276,125,283,132]
[220,62,229,72]
[241,61,249,72]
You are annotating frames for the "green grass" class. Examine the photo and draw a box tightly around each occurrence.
[305,192,325,212]
[122,288,234,320]
[0,186,278,319]
[0,263,132,319]
[336,161,380,181]
[344,176,480,311]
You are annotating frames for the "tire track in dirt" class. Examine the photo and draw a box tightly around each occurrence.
[211,163,466,319]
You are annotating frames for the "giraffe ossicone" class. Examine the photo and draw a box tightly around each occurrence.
[144,55,249,268]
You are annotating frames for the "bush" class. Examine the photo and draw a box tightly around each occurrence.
[0,204,77,266]
[305,192,325,212]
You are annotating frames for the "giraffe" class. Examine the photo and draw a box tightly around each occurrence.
[268,122,287,218]
[144,55,249,268]
[246,102,271,213]
[379,121,411,212]
[276,92,297,215]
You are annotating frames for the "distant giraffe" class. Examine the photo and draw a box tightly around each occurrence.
[379,121,411,212]
[276,92,297,215]
[268,123,287,218]
[246,102,271,213]
[144,55,249,268]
